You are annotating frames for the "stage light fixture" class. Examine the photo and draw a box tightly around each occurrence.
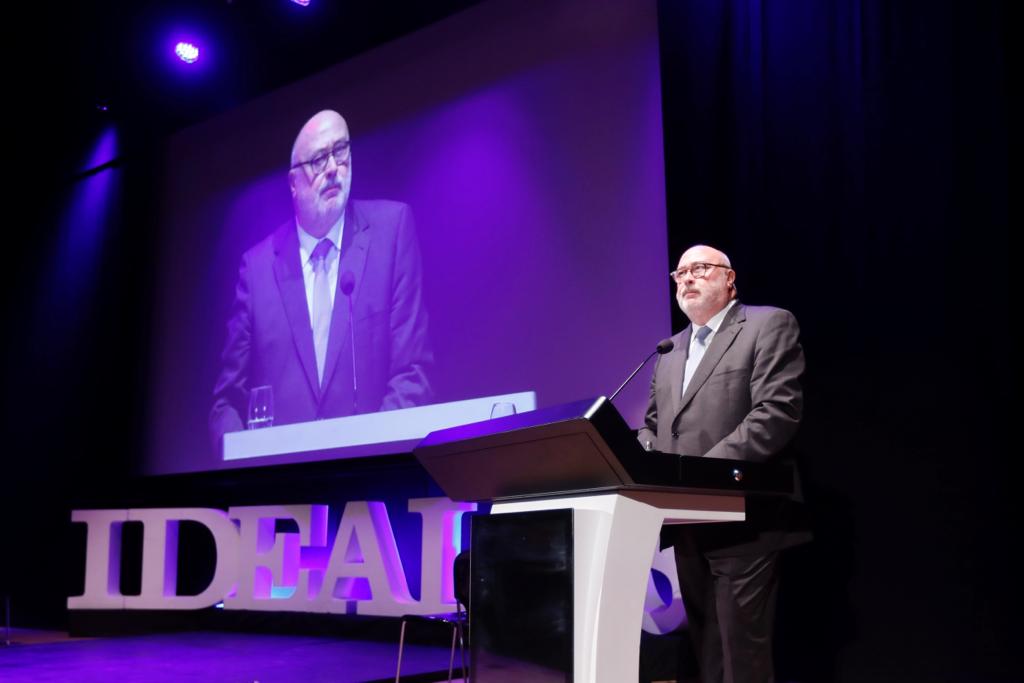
[174,41,200,64]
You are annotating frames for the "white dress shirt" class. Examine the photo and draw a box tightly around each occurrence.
[296,214,345,324]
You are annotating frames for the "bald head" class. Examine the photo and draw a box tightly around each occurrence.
[291,110,347,166]
[674,244,736,326]
[681,244,731,269]
[288,110,352,238]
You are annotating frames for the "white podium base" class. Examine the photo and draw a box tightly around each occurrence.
[492,491,744,683]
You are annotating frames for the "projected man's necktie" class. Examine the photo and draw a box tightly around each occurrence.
[311,239,334,386]
[682,325,712,396]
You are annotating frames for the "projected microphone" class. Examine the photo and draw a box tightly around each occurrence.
[607,338,674,403]
[340,271,357,413]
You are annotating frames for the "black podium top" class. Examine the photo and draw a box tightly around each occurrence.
[414,397,793,502]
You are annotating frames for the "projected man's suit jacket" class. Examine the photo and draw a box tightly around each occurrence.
[210,199,433,447]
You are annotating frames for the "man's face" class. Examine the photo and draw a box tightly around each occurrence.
[289,113,352,237]
[674,246,735,326]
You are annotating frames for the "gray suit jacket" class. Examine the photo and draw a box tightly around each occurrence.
[639,302,803,461]
[639,302,808,555]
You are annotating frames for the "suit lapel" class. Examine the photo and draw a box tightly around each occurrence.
[321,202,370,394]
[272,223,322,400]
[676,303,746,417]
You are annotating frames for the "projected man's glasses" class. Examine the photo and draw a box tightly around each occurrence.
[292,140,351,175]
[669,262,729,283]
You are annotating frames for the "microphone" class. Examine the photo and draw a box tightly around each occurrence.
[340,272,357,413]
[340,271,355,296]
[607,338,674,403]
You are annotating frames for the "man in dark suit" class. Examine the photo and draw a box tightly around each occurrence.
[638,245,806,683]
[210,110,433,448]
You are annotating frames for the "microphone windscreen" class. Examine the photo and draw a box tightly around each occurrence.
[340,271,356,296]
[656,338,674,354]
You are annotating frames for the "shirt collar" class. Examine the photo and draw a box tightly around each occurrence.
[296,212,345,264]
[699,298,738,335]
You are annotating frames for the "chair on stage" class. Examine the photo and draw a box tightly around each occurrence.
[395,550,471,682]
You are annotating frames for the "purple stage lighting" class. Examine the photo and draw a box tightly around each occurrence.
[174,41,200,64]
[291,0,311,6]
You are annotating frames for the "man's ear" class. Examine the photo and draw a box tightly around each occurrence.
[288,168,298,198]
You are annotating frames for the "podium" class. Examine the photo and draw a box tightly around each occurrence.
[414,397,792,683]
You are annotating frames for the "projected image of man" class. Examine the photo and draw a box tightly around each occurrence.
[210,110,433,447]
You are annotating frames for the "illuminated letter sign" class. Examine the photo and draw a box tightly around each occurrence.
[69,498,477,617]
[69,498,684,631]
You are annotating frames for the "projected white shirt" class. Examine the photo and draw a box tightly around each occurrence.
[296,214,345,323]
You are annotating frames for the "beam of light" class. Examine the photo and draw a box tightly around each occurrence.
[84,126,119,172]
[35,125,121,343]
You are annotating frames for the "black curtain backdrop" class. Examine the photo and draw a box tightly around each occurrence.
[658,1,1011,681]
[0,133,158,630]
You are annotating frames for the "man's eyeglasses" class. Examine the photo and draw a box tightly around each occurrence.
[669,262,730,283]
[292,140,351,175]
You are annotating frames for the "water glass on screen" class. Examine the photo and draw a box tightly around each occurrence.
[247,385,274,429]
[490,402,517,419]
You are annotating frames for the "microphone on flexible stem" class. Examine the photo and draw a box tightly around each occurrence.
[607,338,674,403]
[340,271,357,413]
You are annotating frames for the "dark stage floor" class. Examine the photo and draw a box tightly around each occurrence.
[0,629,460,683]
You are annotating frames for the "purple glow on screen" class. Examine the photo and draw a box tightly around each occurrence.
[290,0,311,6]
[148,0,669,475]
[175,41,200,63]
